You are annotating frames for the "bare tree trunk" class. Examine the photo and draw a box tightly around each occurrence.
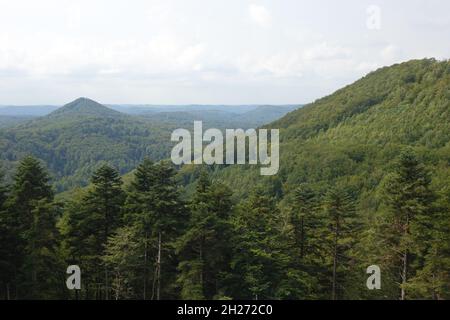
[151,232,162,300]
[400,249,408,300]
[156,232,161,300]
[300,216,305,259]
[199,236,204,290]
[332,218,339,300]
[105,269,109,300]
[400,215,409,301]
[143,232,148,300]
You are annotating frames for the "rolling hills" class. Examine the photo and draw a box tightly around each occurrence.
[0,98,298,191]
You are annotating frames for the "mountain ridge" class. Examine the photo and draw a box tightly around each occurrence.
[47,97,123,119]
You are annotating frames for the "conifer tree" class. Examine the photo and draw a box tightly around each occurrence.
[125,159,184,299]
[291,184,323,260]
[229,189,282,299]
[0,168,12,299]
[176,171,233,299]
[323,187,356,300]
[102,226,141,300]
[63,164,125,299]
[381,149,435,300]
[6,156,58,299]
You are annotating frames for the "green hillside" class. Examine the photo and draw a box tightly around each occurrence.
[200,59,449,198]
[0,98,298,191]
[0,98,177,191]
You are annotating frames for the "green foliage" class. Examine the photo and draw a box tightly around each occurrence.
[0,59,449,300]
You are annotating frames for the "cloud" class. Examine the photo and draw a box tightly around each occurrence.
[248,4,272,28]
[380,45,400,62]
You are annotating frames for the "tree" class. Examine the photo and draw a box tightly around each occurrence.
[381,149,435,300]
[102,226,141,300]
[229,188,283,299]
[404,186,450,299]
[291,184,322,260]
[323,187,356,300]
[5,156,59,299]
[0,168,12,299]
[125,159,185,299]
[63,163,125,299]
[176,171,233,299]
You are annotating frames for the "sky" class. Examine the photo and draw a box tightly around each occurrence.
[0,0,449,105]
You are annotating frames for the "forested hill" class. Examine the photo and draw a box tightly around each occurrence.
[200,58,449,197]
[0,98,298,191]
[0,98,176,191]
[47,97,123,119]
[272,58,449,146]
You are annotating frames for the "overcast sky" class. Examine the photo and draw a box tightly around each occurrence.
[0,0,449,105]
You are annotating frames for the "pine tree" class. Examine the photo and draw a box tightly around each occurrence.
[102,226,141,300]
[63,164,125,299]
[125,159,184,299]
[405,186,449,299]
[381,149,435,300]
[176,171,233,299]
[229,189,283,299]
[0,168,12,299]
[291,184,323,260]
[5,156,59,299]
[323,187,356,300]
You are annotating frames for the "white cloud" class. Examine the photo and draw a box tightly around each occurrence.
[0,0,449,104]
[248,4,272,28]
[380,44,400,61]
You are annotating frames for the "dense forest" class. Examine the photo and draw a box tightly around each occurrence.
[0,99,296,191]
[0,58,449,300]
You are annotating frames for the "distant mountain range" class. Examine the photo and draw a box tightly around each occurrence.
[0,98,300,191]
[0,103,298,117]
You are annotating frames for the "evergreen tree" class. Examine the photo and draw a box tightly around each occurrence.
[5,156,59,299]
[0,168,12,299]
[404,182,449,299]
[125,159,185,299]
[63,164,125,299]
[102,226,141,300]
[176,171,233,299]
[323,187,356,300]
[229,189,283,299]
[381,149,435,300]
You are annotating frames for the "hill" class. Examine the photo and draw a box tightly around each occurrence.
[0,98,178,191]
[0,98,298,191]
[183,59,450,201]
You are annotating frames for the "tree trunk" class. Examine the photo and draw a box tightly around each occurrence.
[400,250,407,300]
[199,236,204,291]
[332,218,339,300]
[300,216,305,259]
[143,231,148,300]
[400,215,409,301]
[156,232,161,300]
[105,269,109,300]
[151,232,162,300]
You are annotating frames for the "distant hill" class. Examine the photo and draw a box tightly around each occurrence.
[47,97,122,119]
[0,98,176,191]
[0,105,58,116]
[0,115,36,128]
[0,98,297,191]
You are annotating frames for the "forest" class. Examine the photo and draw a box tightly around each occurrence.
[0,58,449,300]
